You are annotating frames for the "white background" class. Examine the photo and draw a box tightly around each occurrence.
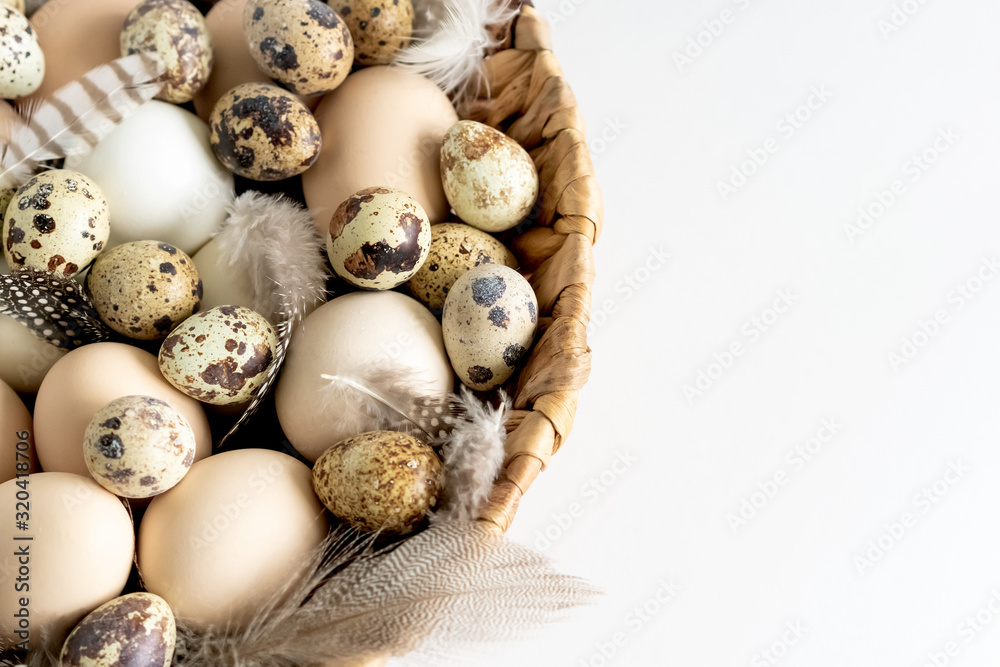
[477,0,1000,665]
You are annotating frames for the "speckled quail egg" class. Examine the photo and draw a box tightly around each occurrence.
[209,82,322,181]
[121,0,214,104]
[83,395,196,498]
[330,0,413,66]
[158,305,277,406]
[312,430,442,535]
[244,0,354,96]
[0,5,43,99]
[60,593,176,667]
[327,186,431,290]
[442,264,537,391]
[0,1,24,15]
[440,120,540,233]
[407,222,517,310]
[3,170,110,277]
[87,240,203,340]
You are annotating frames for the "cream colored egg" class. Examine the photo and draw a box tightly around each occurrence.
[83,395,196,498]
[244,0,353,97]
[1,0,25,14]
[440,120,540,233]
[121,0,214,104]
[331,0,413,66]
[3,170,110,278]
[33,342,212,477]
[302,66,457,236]
[138,449,328,628]
[158,305,277,406]
[0,473,134,649]
[276,291,452,462]
[87,241,202,340]
[442,264,537,391]
[191,236,256,315]
[0,314,65,393]
[60,593,176,667]
[0,379,38,484]
[313,430,442,535]
[407,222,518,310]
[327,186,431,290]
[0,6,43,99]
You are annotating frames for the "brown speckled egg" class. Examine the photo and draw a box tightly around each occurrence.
[3,170,110,278]
[87,241,203,340]
[83,395,196,498]
[407,222,518,310]
[209,82,322,181]
[60,592,176,667]
[328,186,431,290]
[0,6,43,99]
[121,0,214,104]
[158,305,277,406]
[312,430,442,535]
[331,0,413,66]
[442,264,537,391]
[440,120,540,233]
[244,0,354,96]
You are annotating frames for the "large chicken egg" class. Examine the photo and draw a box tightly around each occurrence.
[0,315,65,393]
[0,379,38,484]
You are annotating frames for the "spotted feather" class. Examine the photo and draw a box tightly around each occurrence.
[0,267,110,349]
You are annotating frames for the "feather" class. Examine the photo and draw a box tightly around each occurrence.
[0,267,111,349]
[171,522,599,666]
[397,0,519,98]
[0,52,165,190]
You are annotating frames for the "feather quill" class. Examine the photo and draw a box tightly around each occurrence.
[0,52,165,190]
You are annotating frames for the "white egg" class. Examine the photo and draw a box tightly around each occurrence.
[0,5,43,99]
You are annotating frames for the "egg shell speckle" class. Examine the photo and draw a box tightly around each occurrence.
[440,120,540,233]
[331,0,413,66]
[407,222,517,310]
[442,264,537,391]
[3,170,110,278]
[0,6,43,98]
[158,305,277,405]
[327,186,431,290]
[59,592,175,667]
[313,430,442,535]
[210,82,322,181]
[244,0,354,97]
[83,395,196,498]
[87,240,203,340]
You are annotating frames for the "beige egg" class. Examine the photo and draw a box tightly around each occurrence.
[121,0,213,104]
[0,313,65,393]
[440,120,540,233]
[331,0,413,66]
[138,449,328,628]
[209,82,322,181]
[0,5,43,99]
[0,473,134,649]
[87,241,202,340]
[83,395,196,498]
[407,222,518,310]
[327,186,431,290]
[302,66,457,236]
[1,0,25,14]
[442,264,537,391]
[0,379,38,484]
[3,170,110,278]
[33,342,212,478]
[313,430,442,535]
[60,593,175,667]
[244,0,354,97]
[158,305,277,406]
[191,236,256,315]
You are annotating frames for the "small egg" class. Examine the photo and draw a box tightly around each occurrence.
[0,5,43,99]
[1,1,25,15]
[440,120,540,233]
[83,395,196,498]
[209,82,322,181]
[331,0,413,66]
[121,0,213,104]
[60,593,176,667]
[244,0,354,96]
[327,186,431,290]
[158,305,277,406]
[3,170,110,278]
[313,430,442,535]
[407,222,517,310]
[87,241,203,340]
[442,264,537,391]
